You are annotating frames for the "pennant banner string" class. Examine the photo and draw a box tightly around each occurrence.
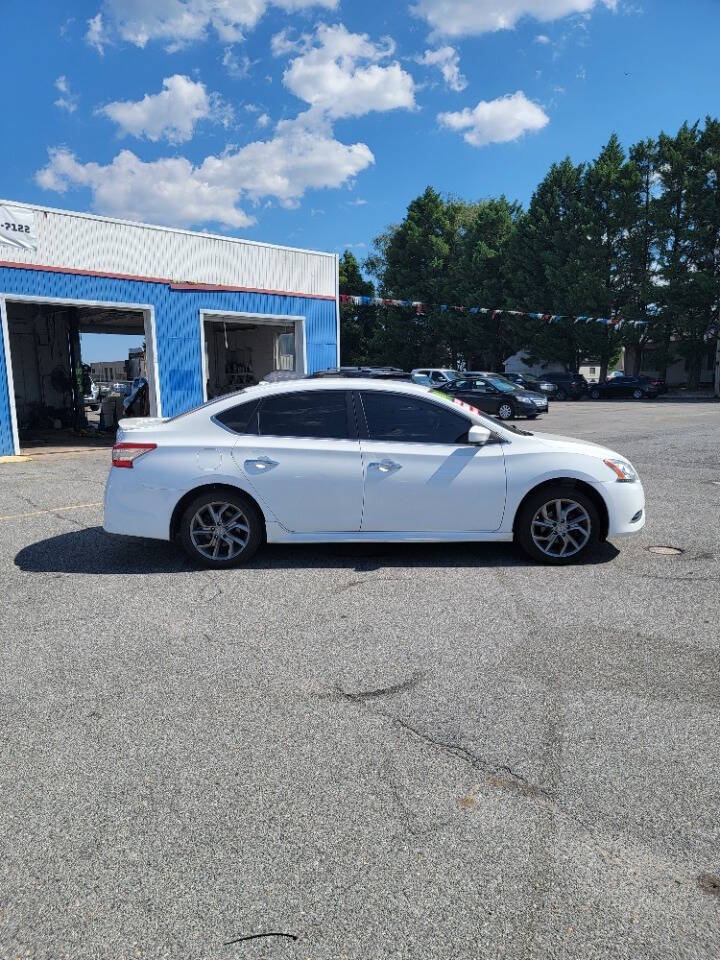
[338,294,649,329]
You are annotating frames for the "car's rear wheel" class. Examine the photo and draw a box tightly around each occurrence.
[632,388,643,400]
[179,491,263,567]
[497,401,514,420]
[589,387,601,400]
[516,486,600,564]
[555,388,568,400]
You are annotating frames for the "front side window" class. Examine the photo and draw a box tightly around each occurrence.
[257,390,349,440]
[361,392,470,444]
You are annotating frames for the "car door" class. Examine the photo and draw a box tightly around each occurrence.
[229,389,363,532]
[358,390,507,533]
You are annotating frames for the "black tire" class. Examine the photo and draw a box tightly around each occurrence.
[178,489,263,567]
[632,388,643,400]
[516,484,600,565]
[555,388,568,400]
[526,414,539,420]
[497,401,514,421]
[589,387,601,400]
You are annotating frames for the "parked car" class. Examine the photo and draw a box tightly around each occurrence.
[588,375,661,400]
[411,368,460,385]
[538,372,588,400]
[438,374,548,420]
[502,372,558,398]
[123,377,150,417]
[105,378,644,567]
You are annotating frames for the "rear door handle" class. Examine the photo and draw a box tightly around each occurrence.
[368,459,401,474]
[244,456,278,472]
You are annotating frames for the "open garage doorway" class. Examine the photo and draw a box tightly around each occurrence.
[2,296,159,454]
[200,310,306,401]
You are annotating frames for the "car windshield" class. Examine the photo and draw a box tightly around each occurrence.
[485,376,518,393]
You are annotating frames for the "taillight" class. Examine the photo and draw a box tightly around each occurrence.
[112,442,157,468]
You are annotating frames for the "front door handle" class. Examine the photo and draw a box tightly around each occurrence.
[244,456,278,472]
[368,459,401,474]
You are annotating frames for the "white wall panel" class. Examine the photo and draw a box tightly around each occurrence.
[0,200,337,299]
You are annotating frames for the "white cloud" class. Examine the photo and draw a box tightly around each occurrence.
[416,46,467,92]
[85,12,107,53]
[35,112,373,229]
[222,46,253,78]
[438,90,549,147]
[54,76,79,113]
[282,23,415,118]
[270,27,312,56]
[98,75,231,144]
[347,198,367,206]
[411,0,617,37]
[87,0,338,51]
[535,33,551,42]
[256,113,271,128]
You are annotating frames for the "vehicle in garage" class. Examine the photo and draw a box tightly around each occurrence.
[502,372,558,398]
[588,375,662,400]
[104,378,645,567]
[436,373,548,419]
[539,372,589,400]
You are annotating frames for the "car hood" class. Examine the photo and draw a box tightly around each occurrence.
[529,431,623,461]
[513,389,547,400]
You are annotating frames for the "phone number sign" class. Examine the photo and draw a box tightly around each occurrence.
[0,204,37,251]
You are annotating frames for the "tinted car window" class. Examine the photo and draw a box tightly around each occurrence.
[258,390,349,440]
[452,378,494,393]
[361,392,470,444]
[214,399,260,434]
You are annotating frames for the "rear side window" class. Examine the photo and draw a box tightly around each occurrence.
[258,390,349,440]
[214,399,260,434]
[361,392,470,444]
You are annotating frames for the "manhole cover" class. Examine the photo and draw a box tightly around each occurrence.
[648,545,685,556]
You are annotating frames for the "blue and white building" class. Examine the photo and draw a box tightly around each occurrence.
[0,200,339,456]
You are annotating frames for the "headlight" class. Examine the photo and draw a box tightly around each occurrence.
[516,395,533,403]
[603,458,638,483]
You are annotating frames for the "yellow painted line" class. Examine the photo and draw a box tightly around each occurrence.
[0,455,31,463]
[0,502,103,521]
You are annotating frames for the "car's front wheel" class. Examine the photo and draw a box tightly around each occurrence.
[516,485,600,564]
[589,387,601,400]
[497,401,514,420]
[632,388,644,400]
[178,490,263,567]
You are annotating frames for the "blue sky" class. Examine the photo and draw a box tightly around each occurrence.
[1,0,719,360]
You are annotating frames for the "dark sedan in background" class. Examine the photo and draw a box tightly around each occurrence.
[438,373,548,420]
[502,372,559,398]
[589,375,662,400]
[538,372,589,400]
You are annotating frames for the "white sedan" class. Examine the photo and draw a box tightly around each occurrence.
[104,378,645,566]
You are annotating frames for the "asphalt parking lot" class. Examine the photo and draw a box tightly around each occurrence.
[1,400,719,960]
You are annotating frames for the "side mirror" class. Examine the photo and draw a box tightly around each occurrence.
[468,424,492,446]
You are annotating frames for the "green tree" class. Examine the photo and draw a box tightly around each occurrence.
[619,137,660,375]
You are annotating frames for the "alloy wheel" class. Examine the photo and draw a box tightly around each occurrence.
[632,388,643,400]
[530,498,591,559]
[189,501,250,561]
[498,402,513,420]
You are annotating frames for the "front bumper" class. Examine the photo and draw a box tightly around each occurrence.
[594,479,646,538]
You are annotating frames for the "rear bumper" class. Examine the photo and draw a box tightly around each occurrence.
[103,468,175,540]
